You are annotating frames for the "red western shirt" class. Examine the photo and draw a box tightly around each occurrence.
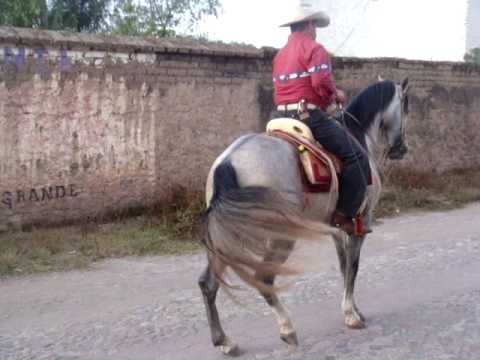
[273,32,337,110]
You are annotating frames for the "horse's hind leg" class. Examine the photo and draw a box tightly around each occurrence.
[333,232,366,329]
[198,259,238,355]
[256,240,298,348]
[257,274,298,347]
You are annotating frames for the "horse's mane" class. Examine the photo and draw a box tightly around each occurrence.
[344,80,396,131]
[340,80,396,149]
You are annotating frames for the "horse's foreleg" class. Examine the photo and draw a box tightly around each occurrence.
[198,260,238,355]
[333,232,347,280]
[342,234,366,329]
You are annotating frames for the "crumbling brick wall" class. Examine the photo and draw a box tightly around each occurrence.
[1,27,479,229]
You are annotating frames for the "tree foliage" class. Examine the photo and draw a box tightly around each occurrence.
[110,0,221,37]
[48,0,111,32]
[0,0,219,36]
[464,48,480,65]
[0,0,48,28]
[110,0,148,36]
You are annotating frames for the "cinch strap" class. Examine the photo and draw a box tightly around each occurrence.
[273,63,330,83]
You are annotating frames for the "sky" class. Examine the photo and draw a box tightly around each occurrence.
[198,0,469,61]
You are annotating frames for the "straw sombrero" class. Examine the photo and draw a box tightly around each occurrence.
[279,4,330,28]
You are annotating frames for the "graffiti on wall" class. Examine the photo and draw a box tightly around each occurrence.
[3,47,71,74]
[1,185,80,210]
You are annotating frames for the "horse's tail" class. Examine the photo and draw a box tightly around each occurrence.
[202,160,333,294]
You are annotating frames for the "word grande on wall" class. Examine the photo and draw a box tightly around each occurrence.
[1,185,80,210]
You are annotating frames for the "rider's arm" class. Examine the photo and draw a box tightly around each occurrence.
[308,44,337,105]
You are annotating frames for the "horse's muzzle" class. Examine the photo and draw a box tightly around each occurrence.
[388,142,408,160]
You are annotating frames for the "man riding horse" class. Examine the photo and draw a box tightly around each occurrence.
[272,5,371,235]
[199,4,409,353]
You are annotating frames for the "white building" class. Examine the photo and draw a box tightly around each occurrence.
[466,0,480,50]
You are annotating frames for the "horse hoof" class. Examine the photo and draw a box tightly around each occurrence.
[280,331,299,348]
[219,338,240,356]
[345,316,366,329]
[357,311,366,322]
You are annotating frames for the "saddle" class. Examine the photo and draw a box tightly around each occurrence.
[266,118,342,193]
[266,118,372,236]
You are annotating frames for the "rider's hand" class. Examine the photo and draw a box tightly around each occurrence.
[335,89,347,105]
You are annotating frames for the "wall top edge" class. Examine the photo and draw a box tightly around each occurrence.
[0,26,479,70]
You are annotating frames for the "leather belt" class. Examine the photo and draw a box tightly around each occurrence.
[277,103,318,112]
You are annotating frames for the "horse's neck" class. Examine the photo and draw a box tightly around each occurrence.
[362,113,384,208]
[364,112,383,158]
[345,81,396,154]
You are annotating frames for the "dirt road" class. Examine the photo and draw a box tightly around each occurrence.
[1,204,479,360]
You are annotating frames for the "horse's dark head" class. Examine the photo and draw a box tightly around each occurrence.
[381,77,410,160]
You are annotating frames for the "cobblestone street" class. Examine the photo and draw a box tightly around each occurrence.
[1,204,479,360]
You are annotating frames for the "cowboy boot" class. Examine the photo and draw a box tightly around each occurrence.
[331,211,372,236]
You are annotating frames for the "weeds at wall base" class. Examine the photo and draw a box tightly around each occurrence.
[375,167,480,218]
[0,190,205,278]
[2,168,480,278]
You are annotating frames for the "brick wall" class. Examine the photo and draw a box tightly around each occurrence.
[1,27,480,230]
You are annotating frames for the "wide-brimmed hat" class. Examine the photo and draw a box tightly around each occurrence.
[279,5,330,28]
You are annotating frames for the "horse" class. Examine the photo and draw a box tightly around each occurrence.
[198,78,410,355]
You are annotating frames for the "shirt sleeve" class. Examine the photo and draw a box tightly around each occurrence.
[308,44,337,105]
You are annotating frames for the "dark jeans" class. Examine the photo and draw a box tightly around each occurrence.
[272,109,370,218]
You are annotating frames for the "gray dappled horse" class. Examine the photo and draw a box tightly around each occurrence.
[199,78,410,355]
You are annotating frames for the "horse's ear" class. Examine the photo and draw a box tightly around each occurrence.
[402,77,410,92]
[377,75,384,82]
